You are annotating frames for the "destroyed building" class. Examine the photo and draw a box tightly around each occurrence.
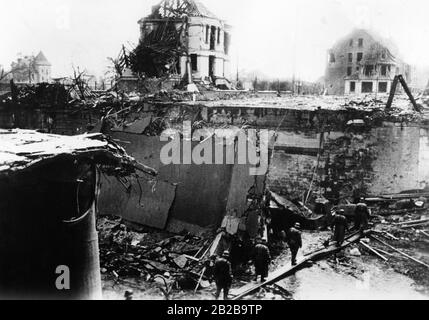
[1,82,429,299]
[10,51,52,84]
[137,0,232,84]
[325,29,411,95]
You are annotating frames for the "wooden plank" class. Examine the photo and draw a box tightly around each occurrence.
[378,208,427,216]
[373,247,394,257]
[369,235,429,269]
[382,231,399,241]
[379,193,429,200]
[194,267,206,293]
[183,254,200,262]
[401,221,429,229]
[303,231,361,256]
[359,241,388,262]
[194,240,209,259]
[386,75,399,109]
[231,231,369,300]
[398,75,420,112]
[395,218,429,226]
[209,233,223,257]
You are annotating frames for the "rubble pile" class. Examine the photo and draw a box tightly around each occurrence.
[353,193,429,290]
[341,96,385,108]
[150,89,193,102]
[130,25,185,78]
[97,216,214,290]
[3,83,70,106]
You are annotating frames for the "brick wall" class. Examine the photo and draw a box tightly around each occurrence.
[267,124,427,203]
[268,152,317,200]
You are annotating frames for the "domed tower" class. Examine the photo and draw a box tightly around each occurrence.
[138,0,232,84]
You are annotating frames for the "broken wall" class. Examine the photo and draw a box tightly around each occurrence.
[97,133,230,232]
[370,124,420,194]
[267,123,428,203]
[97,129,264,234]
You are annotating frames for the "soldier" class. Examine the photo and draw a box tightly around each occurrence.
[253,238,271,282]
[354,200,370,231]
[332,209,348,246]
[286,223,302,266]
[213,251,233,300]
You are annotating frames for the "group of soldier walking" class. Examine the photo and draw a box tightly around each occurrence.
[211,223,303,300]
[211,200,370,300]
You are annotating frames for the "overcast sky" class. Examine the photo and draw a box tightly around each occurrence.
[1,0,429,81]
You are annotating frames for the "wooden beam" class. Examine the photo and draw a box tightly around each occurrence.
[369,235,429,269]
[381,231,399,241]
[385,74,420,112]
[386,75,399,109]
[378,192,429,199]
[401,221,429,229]
[398,75,420,112]
[359,241,388,262]
[395,218,429,226]
[373,247,394,257]
[194,267,206,293]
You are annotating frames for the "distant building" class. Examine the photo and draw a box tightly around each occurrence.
[325,29,411,95]
[138,0,232,82]
[11,51,52,84]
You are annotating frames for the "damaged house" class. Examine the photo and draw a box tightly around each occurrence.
[137,0,232,85]
[325,29,411,95]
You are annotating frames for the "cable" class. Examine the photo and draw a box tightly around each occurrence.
[63,179,91,225]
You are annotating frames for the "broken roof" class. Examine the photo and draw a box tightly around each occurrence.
[143,0,219,20]
[0,129,157,176]
[330,29,402,63]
